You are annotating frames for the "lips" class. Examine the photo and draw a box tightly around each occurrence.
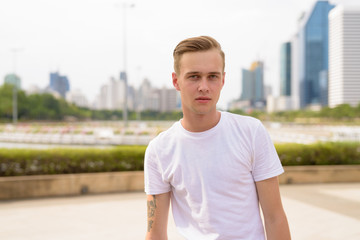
[195,97,211,103]
[196,97,211,100]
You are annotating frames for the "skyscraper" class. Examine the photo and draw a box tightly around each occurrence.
[240,69,254,101]
[49,72,70,98]
[329,5,360,107]
[292,0,335,109]
[280,42,292,96]
[240,61,265,108]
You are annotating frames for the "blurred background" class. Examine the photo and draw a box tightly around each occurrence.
[0,0,359,239]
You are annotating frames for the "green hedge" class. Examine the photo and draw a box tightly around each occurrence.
[277,142,360,165]
[0,142,359,177]
[0,146,147,177]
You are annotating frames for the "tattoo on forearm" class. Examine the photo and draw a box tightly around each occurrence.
[147,195,156,232]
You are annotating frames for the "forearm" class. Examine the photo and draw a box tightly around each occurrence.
[264,214,291,240]
[256,177,291,240]
[145,193,170,240]
[145,232,168,240]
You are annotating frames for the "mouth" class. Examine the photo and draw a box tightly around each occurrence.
[196,97,211,100]
[195,97,211,103]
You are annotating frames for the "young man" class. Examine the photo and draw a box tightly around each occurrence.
[144,36,291,240]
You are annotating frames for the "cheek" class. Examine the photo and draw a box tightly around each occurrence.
[211,82,223,90]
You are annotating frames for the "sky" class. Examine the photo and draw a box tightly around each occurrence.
[0,0,358,109]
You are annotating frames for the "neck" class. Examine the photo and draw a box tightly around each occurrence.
[181,110,221,132]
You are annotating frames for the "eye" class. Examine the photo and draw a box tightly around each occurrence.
[209,75,219,80]
[188,75,200,80]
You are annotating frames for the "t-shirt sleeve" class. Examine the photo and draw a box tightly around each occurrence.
[251,121,284,182]
[144,141,172,195]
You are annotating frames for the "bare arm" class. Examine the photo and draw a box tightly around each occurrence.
[256,176,291,240]
[145,192,171,240]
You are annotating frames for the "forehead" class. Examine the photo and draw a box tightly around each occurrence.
[179,50,223,74]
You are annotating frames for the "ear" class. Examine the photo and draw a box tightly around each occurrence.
[172,72,181,91]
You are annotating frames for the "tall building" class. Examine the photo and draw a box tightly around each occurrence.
[99,83,111,110]
[291,33,301,110]
[160,87,179,112]
[94,76,179,112]
[137,78,152,111]
[49,72,70,98]
[252,62,264,103]
[97,76,126,110]
[4,74,21,89]
[329,5,360,107]
[240,61,265,108]
[66,89,89,108]
[240,69,253,101]
[292,1,335,109]
[135,78,180,112]
[113,76,126,110]
[280,42,292,96]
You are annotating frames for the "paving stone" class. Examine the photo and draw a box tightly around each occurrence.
[0,183,359,240]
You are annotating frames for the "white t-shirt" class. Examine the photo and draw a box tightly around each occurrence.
[144,112,284,239]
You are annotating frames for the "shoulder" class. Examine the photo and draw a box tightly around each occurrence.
[147,121,180,150]
[222,111,262,131]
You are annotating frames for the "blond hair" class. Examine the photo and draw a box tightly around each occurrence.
[173,36,225,74]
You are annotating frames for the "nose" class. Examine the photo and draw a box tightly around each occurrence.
[198,78,209,92]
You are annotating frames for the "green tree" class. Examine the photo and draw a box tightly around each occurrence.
[0,84,14,119]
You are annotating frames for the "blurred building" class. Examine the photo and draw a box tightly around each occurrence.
[239,61,265,110]
[112,75,126,110]
[119,71,135,111]
[137,78,152,111]
[26,84,42,95]
[66,89,89,108]
[267,44,293,113]
[137,78,180,112]
[94,72,135,111]
[292,0,335,109]
[49,72,70,98]
[4,74,21,89]
[290,33,301,110]
[267,96,292,113]
[329,4,360,107]
[94,75,179,112]
[160,87,179,112]
[43,88,62,99]
[280,42,292,96]
[99,82,111,110]
[127,85,136,111]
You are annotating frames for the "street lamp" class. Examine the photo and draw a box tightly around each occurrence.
[119,2,134,127]
[12,79,17,125]
[11,48,23,125]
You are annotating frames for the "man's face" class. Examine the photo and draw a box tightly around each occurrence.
[172,49,225,116]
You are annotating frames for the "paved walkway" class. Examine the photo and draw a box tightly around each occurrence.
[0,183,359,240]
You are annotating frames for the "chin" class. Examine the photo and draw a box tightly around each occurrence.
[193,107,216,115]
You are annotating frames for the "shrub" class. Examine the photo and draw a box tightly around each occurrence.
[276,142,360,166]
[0,142,359,177]
[0,146,146,176]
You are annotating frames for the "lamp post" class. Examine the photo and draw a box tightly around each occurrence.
[120,2,134,127]
[11,48,22,125]
[12,81,17,125]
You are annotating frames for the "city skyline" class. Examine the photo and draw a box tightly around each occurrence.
[0,0,358,109]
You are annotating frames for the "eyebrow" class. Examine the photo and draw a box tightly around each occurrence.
[184,71,221,76]
[184,72,200,76]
